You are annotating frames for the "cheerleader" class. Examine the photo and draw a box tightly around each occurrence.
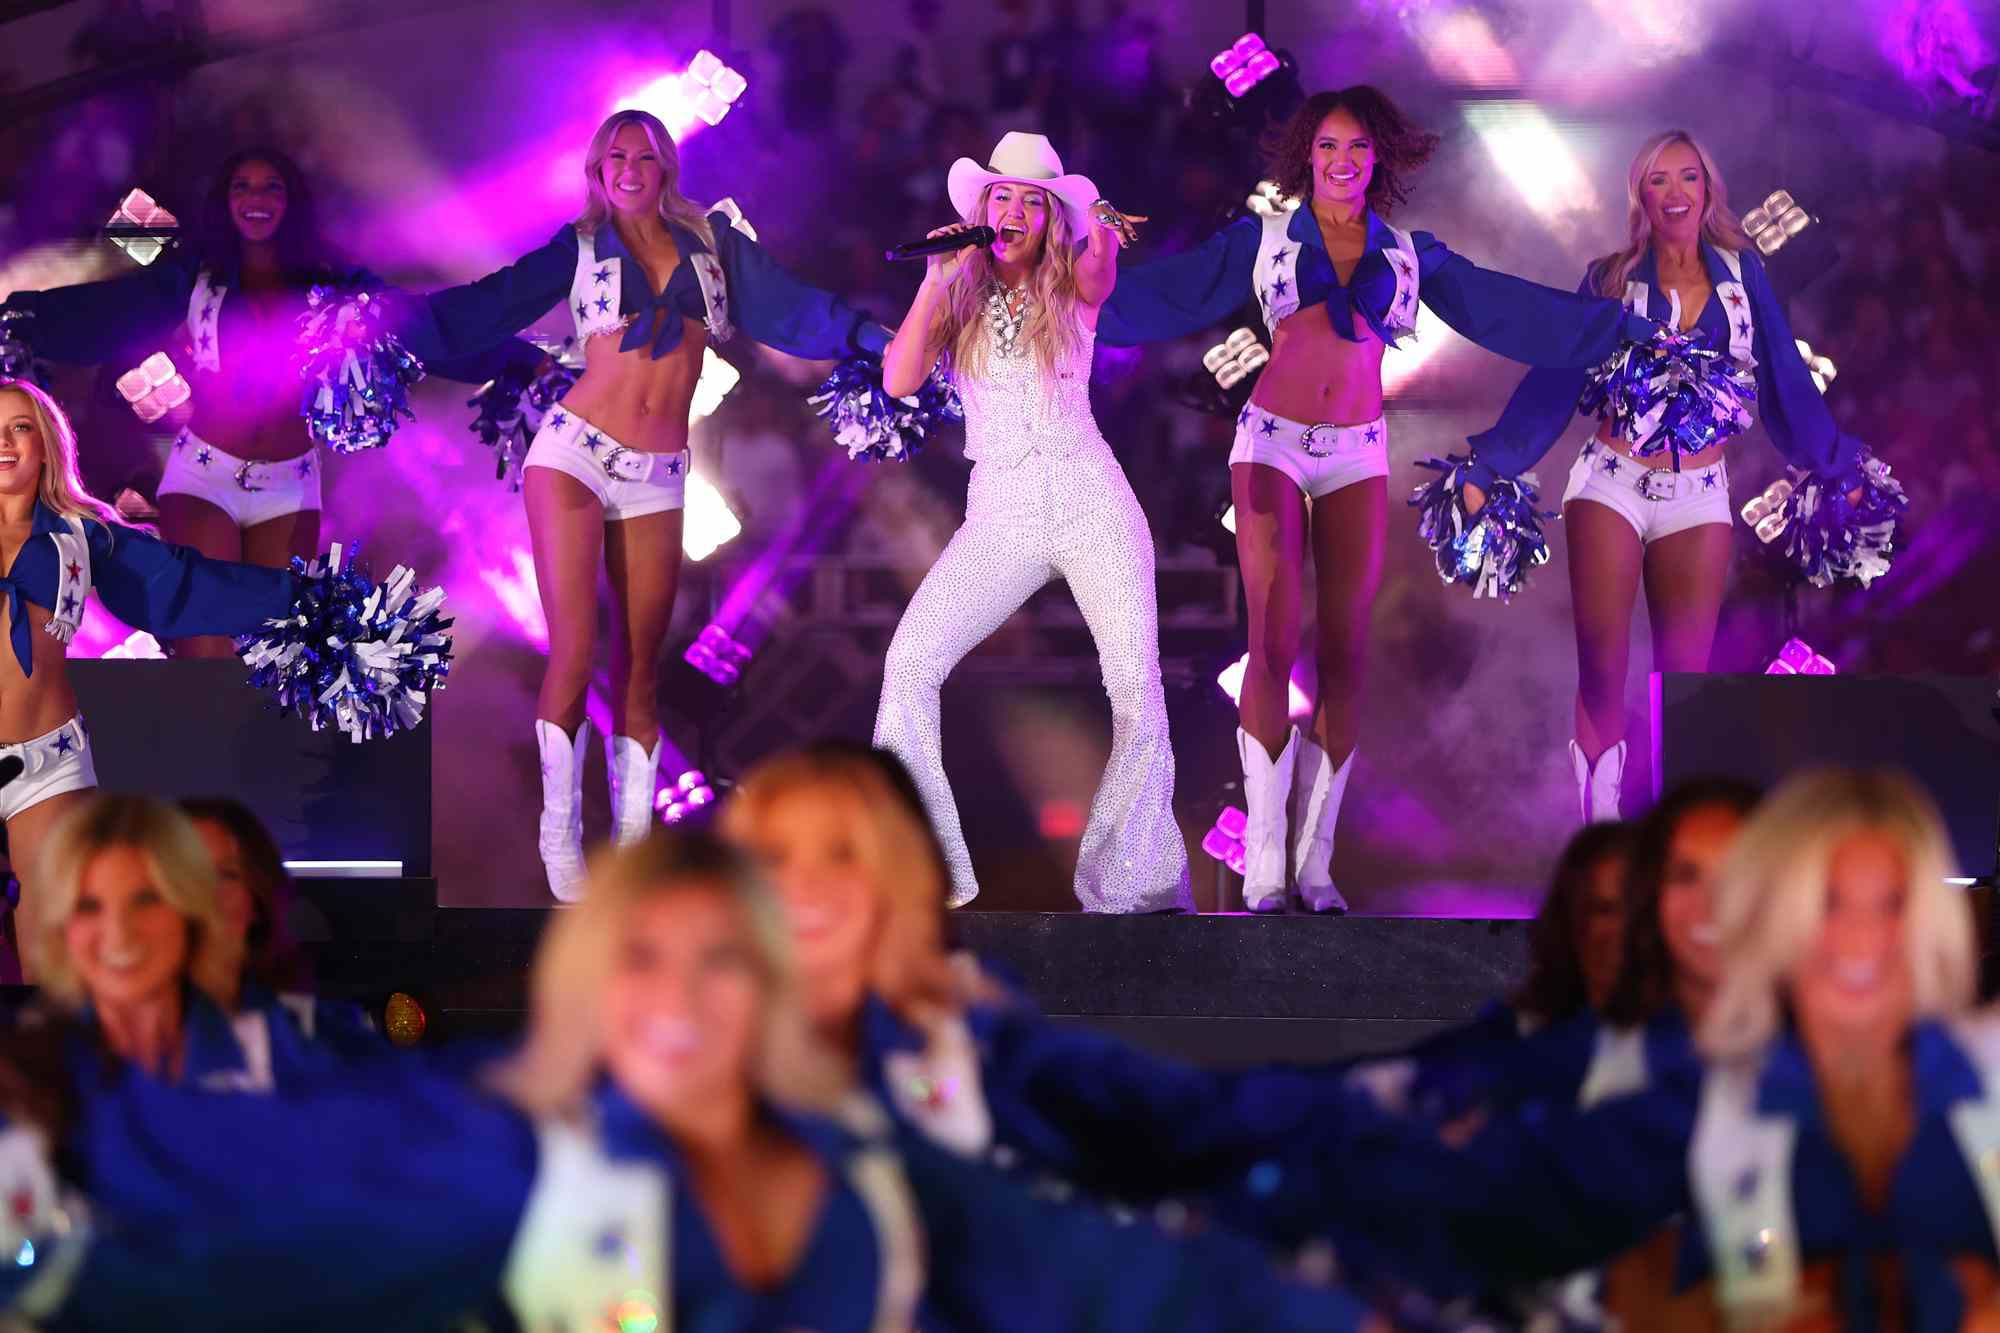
[1098,88,1659,912]
[0,382,446,956]
[1461,131,1888,823]
[0,147,530,657]
[873,131,1185,911]
[404,109,893,902]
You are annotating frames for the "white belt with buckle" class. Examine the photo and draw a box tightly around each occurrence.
[1297,421,1381,458]
[598,445,687,487]
[233,461,265,492]
[1634,463,1725,502]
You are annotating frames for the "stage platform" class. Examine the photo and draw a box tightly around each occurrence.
[294,879,1529,1068]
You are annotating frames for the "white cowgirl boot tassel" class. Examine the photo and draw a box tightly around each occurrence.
[1569,739,1627,825]
[606,732,665,846]
[1291,738,1353,915]
[1237,727,1298,913]
[536,718,593,903]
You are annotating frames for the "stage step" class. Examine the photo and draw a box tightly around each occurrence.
[295,907,1527,1067]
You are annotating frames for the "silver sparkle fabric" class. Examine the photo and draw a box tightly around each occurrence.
[874,322,1191,913]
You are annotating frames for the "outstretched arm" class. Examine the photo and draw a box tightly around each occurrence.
[2,259,194,364]
[881,223,975,398]
[1075,203,1143,309]
[1414,232,1654,370]
[401,227,576,367]
[1737,248,1864,482]
[713,220,891,363]
[1095,216,1262,346]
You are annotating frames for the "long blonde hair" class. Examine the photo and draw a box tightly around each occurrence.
[575,109,716,252]
[1698,767,1971,1062]
[722,744,953,1021]
[25,794,237,1011]
[938,183,1088,386]
[1592,130,1756,299]
[492,830,844,1119]
[0,380,122,530]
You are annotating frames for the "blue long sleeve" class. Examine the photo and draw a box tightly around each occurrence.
[88,521,299,642]
[405,226,578,366]
[1415,235,1649,371]
[1738,249,1865,482]
[711,220,889,360]
[1461,267,1605,490]
[3,259,195,364]
[1096,216,1262,347]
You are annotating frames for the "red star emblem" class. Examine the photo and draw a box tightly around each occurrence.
[1726,290,1745,308]
[65,561,81,581]
[10,1186,32,1221]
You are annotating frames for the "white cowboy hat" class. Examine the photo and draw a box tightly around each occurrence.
[947,131,1100,241]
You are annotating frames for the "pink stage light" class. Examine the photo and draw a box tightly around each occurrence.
[114,352,190,423]
[1201,806,1248,875]
[619,49,747,137]
[658,769,717,823]
[1216,652,1312,719]
[1765,638,1836,676]
[684,623,751,686]
[1210,33,1281,98]
[105,188,177,266]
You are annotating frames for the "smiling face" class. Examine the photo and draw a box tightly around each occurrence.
[1657,804,1744,998]
[1789,831,1916,1049]
[1310,107,1375,210]
[984,182,1051,268]
[601,883,765,1123]
[744,786,882,1032]
[601,121,667,218]
[0,387,48,501]
[1641,139,1705,245]
[64,845,192,1012]
[228,158,288,246]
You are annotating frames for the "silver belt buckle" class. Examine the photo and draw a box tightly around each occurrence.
[1298,423,1344,458]
[599,445,685,486]
[599,444,640,482]
[233,461,263,493]
[1636,468,1682,502]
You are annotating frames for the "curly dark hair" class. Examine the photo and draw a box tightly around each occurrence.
[1514,820,1640,1024]
[1600,778,1763,1027]
[191,145,331,284]
[1260,87,1441,215]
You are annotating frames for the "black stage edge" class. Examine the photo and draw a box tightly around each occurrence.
[293,891,1528,1069]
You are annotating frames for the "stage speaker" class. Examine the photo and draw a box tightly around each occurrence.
[69,660,433,875]
[1654,673,2000,883]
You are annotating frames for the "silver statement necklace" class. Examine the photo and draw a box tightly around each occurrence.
[985,282,1031,358]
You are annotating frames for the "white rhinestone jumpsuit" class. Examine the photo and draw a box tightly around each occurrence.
[873,308,1192,912]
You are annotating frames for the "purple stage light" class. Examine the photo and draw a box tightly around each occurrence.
[1203,328,1268,391]
[114,351,190,423]
[1765,637,1836,675]
[1739,477,1795,545]
[684,49,748,126]
[1201,805,1248,876]
[684,623,752,686]
[1743,190,1813,257]
[1210,33,1280,97]
[656,768,716,822]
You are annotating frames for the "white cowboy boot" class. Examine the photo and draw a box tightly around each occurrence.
[536,718,592,902]
[1237,727,1297,913]
[1569,739,1627,824]
[1291,738,1353,915]
[605,732,665,846]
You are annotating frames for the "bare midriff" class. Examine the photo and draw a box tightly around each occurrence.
[558,317,704,456]
[0,589,81,744]
[1247,302,1387,428]
[183,287,318,464]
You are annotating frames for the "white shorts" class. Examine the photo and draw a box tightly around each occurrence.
[1228,406,1390,500]
[157,430,322,528]
[0,717,95,822]
[524,408,686,521]
[1562,439,1730,544]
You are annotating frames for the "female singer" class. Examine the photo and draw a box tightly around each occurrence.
[1099,88,1657,912]
[407,109,892,900]
[1462,131,1879,822]
[873,131,1186,911]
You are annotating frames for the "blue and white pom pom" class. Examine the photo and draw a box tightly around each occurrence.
[1579,326,1756,459]
[1768,453,1908,589]
[809,355,962,463]
[1409,454,1555,602]
[236,543,453,743]
[296,283,426,454]
[467,357,578,490]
